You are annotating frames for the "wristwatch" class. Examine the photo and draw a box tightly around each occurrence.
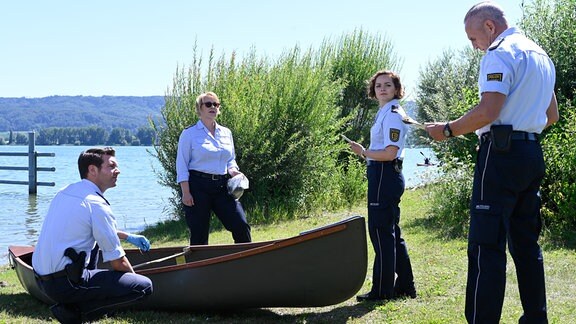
[443,123,454,138]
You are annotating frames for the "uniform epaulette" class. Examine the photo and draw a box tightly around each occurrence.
[488,38,505,51]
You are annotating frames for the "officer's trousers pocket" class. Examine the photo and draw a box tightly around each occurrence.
[469,202,503,245]
[368,202,397,228]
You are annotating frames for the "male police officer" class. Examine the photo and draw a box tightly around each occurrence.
[425,2,558,323]
[33,147,153,323]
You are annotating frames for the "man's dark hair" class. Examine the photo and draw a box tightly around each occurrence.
[78,147,116,179]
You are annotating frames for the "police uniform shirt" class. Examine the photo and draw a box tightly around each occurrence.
[176,120,239,183]
[476,27,556,136]
[368,99,408,160]
[32,179,125,275]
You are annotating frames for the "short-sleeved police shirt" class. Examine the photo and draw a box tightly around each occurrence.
[368,99,408,160]
[476,27,556,136]
[32,179,125,275]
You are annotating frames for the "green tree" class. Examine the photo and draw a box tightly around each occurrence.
[14,132,28,145]
[136,126,156,146]
[152,31,399,224]
[417,0,576,242]
[521,0,576,243]
[107,128,132,146]
[316,29,401,143]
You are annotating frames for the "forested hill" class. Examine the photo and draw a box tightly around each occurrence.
[0,96,165,132]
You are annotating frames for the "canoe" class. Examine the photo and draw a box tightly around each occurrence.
[416,163,436,167]
[9,215,367,311]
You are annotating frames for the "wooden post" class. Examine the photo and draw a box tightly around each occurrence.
[28,131,37,194]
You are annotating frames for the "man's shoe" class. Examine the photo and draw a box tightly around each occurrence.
[50,303,82,324]
[394,287,417,299]
[356,292,393,302]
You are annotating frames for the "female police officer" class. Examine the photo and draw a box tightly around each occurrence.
[347,70,416,301]
[176,92,251,245]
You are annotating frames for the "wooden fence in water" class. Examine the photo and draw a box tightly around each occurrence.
[0,132,55,194]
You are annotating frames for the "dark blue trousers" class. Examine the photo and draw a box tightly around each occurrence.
[366,161,415,298]
[465,139,547,323]
[38,267,152,321]
[184,172,251,245]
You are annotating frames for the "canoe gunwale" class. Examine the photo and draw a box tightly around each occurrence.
[138,222,347,275]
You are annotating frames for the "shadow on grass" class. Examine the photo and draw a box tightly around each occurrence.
[1,290,375,323]
[0,292,51,321]
[117,302,376,324]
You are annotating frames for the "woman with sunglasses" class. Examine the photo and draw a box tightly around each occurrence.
[176,91,251,245]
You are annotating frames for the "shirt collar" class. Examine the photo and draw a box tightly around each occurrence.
[489,27,520,49]
[378,99,400,112]
[195,119,221,132]
[82,179,104,196]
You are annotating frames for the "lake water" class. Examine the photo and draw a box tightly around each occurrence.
[0,145,437,266]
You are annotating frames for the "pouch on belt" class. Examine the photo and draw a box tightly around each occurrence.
[490,125,513,152]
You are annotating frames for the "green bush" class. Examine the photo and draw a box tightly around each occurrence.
[426,161,474,238]
[540,96,576,245]
[151,31,399,226]
[417,0,576,244]
[521,0,576,244]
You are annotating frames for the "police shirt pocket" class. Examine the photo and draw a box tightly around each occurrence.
[219,135,232,146]
[468,202,503,245]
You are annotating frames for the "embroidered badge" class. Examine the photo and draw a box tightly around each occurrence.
[390,128,400,142]
[487,73,503,82]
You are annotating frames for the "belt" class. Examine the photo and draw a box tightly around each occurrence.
[35,269,67,281]
[480,131,539,144]
[189,170,230,180]
[367,158,403,168]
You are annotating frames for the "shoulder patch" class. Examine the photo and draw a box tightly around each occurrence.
[487,73,503,82]
[390,128,401,142]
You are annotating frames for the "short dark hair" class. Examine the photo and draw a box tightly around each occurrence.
[367,70,404,100]
[78,147,116,179]
[464,1,507,26]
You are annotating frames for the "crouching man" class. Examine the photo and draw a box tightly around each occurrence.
[32,147,153,323]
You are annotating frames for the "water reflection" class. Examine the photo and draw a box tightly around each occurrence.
[25,194,42,244]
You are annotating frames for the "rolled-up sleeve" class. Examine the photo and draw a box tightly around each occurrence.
[91,202,125,262]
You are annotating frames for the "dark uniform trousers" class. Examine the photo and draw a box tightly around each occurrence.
[37,263,153,321]
[466,138,547,323]
[366,161,415,298]
[185,171,251,245]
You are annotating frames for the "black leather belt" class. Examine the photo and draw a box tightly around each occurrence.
[189,170,230,180]
[480,131,539,144]
[35,269,67,281]
[367,158,403,168]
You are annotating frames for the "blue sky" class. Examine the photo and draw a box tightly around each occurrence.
[0,1,524,99]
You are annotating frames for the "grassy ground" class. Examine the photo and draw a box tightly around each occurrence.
[1,187,574,323]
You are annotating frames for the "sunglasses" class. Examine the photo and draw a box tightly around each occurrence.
[202,101,221,108]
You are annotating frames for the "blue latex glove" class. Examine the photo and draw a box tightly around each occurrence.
[125,234,151,252]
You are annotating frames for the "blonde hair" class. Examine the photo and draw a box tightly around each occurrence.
[195,92,220,116]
